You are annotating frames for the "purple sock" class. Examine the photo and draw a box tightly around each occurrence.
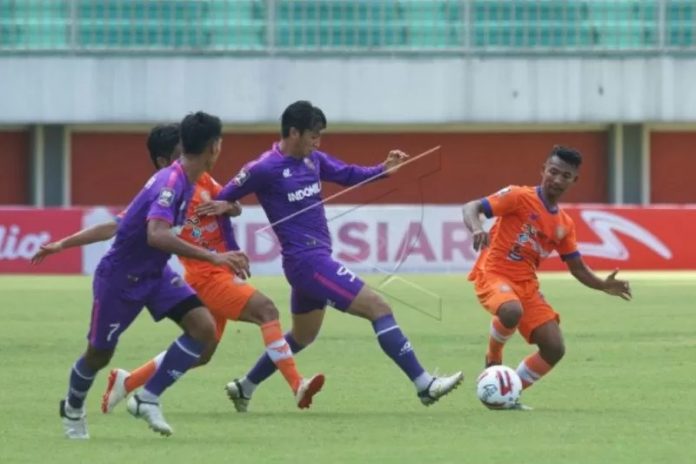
[246,332,305,384]
[143,334,204,397]
[67,356,97,409]
[372,314,425,381]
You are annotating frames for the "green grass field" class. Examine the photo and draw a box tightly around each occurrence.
[1,272,695,464]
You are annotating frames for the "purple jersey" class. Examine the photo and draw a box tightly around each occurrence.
[102,160,194,275]
[217,143,385,259]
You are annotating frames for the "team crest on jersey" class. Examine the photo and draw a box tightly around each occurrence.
[157,187,175,207]
[233,169,249,186]
[499,284,512,293]
[555,225,567,240]
[283,168,292,178]
[304,157,315,170]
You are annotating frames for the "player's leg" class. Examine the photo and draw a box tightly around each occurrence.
[126,271,216,436]
[62,274,141,439]
[515,289,562,391]
[473,275,523,367]
[347,284,463,405]
[231,291,326,411]
[517,320,564,390]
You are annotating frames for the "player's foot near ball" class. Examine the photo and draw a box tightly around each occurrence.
[295,374,325,409]
[101,368,130,414]
[126,393,173,436]
[484,355,502,368]
[225,378,251,413]
[509,401,533,411]
[418,371,464,406]
[60,399,89,439]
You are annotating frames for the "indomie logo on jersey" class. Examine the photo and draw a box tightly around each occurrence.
[287,182,321,202]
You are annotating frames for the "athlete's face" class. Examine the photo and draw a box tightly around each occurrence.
[294,127,322,157]
[540,155,578,201]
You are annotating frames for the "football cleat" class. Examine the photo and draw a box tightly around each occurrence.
[101,368,130,414]
[60,399,89,439]
[225,379,251,413]
[126,394,172,436]
[295,374,325,409]
[418,371,464,406]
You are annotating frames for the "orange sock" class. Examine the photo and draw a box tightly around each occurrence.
[261,320,302,392]
[124,351,165,393]
[487,317,516,364]
[516,352,553,389]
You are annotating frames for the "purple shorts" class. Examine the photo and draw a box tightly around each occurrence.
[283,254,365,314]
[87,263,196,349]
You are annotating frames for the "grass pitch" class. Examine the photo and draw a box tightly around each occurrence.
[1,272,694,463]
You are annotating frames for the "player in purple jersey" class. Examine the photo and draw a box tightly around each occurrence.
[205,101,463,411]
[59,112,250,439]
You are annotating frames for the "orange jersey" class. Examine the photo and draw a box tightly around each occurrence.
[469,185,579,282]
[178,172,237,277]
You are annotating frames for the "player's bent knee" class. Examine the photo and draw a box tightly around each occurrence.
[349,288,392,321]
[253,298,280,325]
[180,305,217,344]
[497,302,523,327]
[85,346,114,370]
[540,341,565,365]
[196,341,218,366]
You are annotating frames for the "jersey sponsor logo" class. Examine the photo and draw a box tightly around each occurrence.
[287,182,321,202]
[157,187,175,207]
[233,169,249,186]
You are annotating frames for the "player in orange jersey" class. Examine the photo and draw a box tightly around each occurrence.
[462,145,632,409]
[32,123,324,412]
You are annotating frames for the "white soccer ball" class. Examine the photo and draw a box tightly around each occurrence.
[476,365,523,410]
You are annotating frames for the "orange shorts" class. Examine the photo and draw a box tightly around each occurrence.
[472,273,559,343]
[186,270,256,341]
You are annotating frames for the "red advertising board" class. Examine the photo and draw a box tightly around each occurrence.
[0,208,82,274]
[541,206,696,270]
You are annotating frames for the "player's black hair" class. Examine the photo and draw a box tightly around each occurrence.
[180,111,222,155]
[146,123,180,169]
[549,145,582,168]
[281,100,327,137]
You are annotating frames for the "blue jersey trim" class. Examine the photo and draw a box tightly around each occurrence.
[560,251,581,261]
[480,198,493,218]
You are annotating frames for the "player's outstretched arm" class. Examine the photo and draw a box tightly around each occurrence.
[31,220,118,264]
[462,200,489,251]
[318,150,401,186]
[565,256,632,301]
[146,219,250,278]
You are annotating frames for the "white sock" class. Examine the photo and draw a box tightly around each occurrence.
[138,388,159,403]
[414,372,434,391]
[239,377,258,396]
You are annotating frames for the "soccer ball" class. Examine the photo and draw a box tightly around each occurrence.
[476,365,523,409]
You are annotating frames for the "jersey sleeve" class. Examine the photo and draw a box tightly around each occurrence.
[146,176,184,225]
[480,185,524,218]
[217,159,271,202]
[556,218,580,261]
[317,151,386,186]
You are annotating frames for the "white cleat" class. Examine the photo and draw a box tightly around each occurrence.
[295,374,325,410]
[126,394,173,437]
[101,368,130,414]
[60,399,89,439]
[510,401,533,411]
[225,379,251,413]
[418,371,464,406]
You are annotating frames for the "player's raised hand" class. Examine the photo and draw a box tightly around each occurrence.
[212,250,251,279]
[196,200,239,217]
[471,229,490,251]
[31,241,63,264]
[602,269,632,301]
[383,149,410,174]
